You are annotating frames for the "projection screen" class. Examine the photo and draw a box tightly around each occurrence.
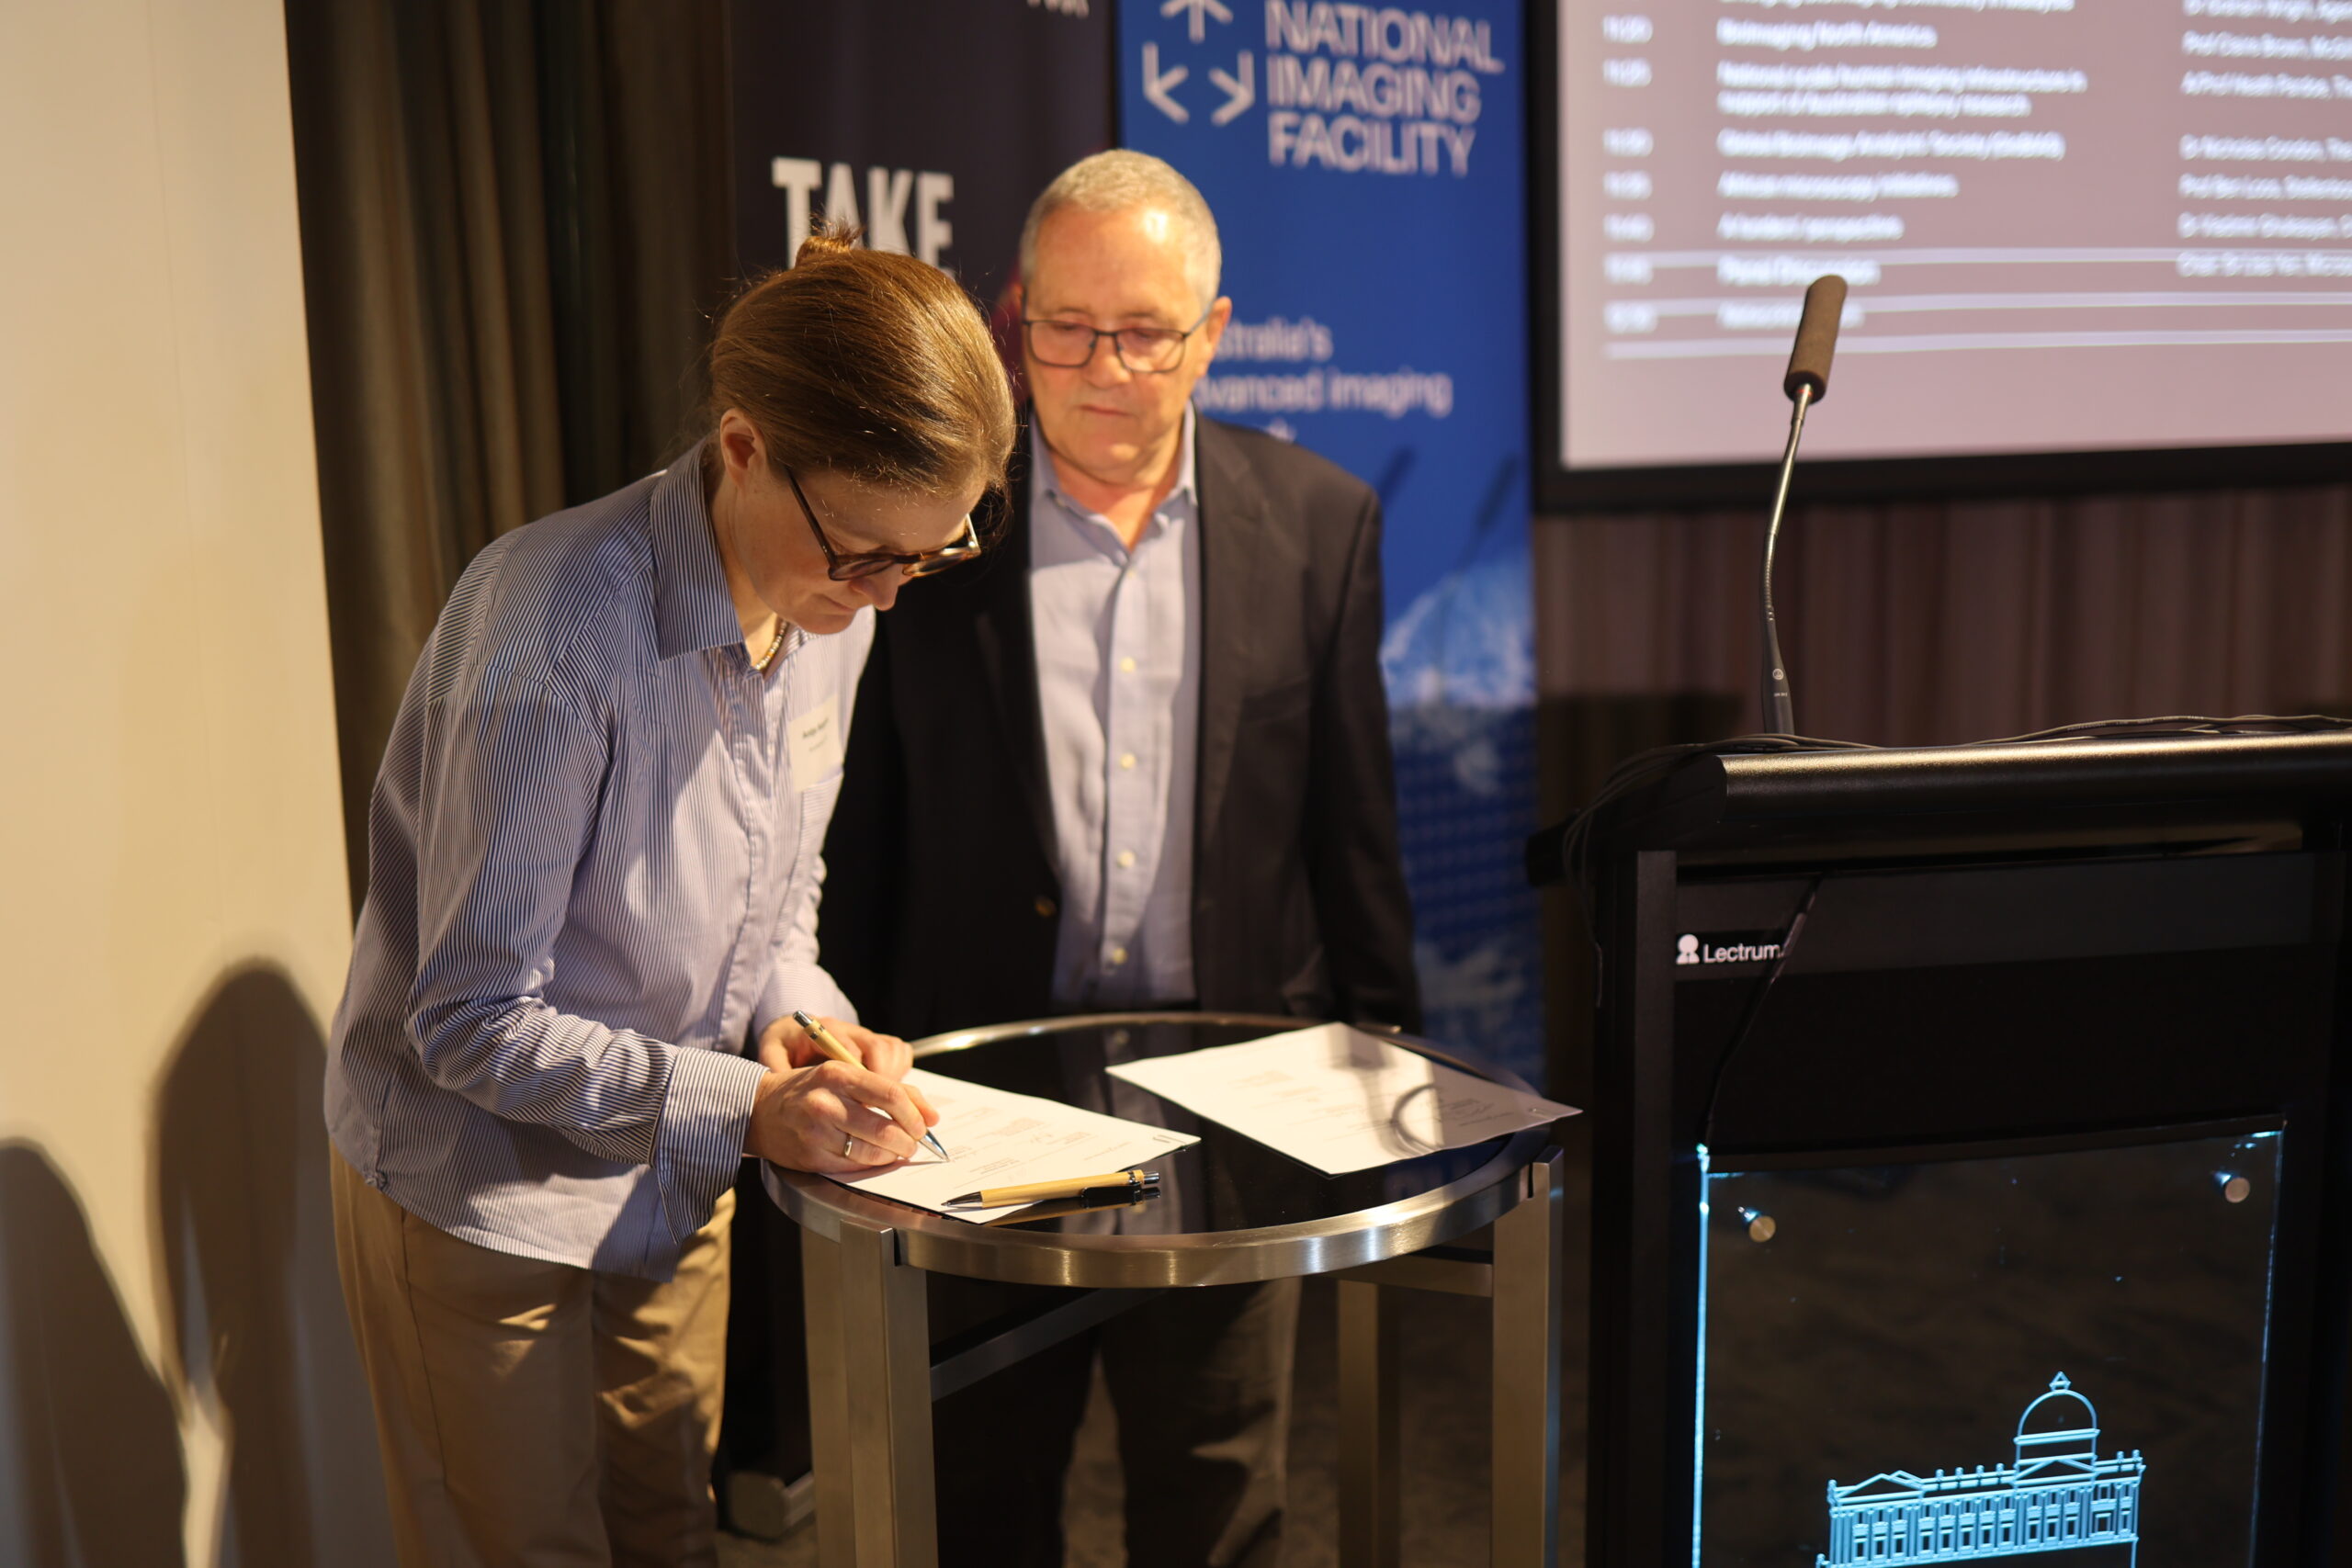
[1545,0,2352,503]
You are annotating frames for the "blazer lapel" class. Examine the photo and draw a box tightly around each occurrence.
[1193,420,1271,865]
[968,443,1060,871]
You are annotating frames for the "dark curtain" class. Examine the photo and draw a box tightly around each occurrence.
[1532,480,2352,1095]
[1537,483,2352,744]
[284,0,735,906]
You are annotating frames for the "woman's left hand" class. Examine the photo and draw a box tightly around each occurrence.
[756,1012,918,1087]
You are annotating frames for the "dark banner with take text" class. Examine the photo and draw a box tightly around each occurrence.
[729,0,1113,318]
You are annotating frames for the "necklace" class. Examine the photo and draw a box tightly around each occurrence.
[751,617,789,673]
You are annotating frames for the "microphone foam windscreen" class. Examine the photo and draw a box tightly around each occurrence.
[1783,275,1848,404]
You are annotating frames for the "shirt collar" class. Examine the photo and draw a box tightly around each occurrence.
[648,439,754,660]
[1032,405,1198,528]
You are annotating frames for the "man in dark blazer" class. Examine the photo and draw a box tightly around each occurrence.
[820,152,1419,1568]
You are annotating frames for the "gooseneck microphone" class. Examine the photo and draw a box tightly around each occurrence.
[1758,274,1846,736]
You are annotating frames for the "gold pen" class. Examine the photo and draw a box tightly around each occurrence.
[944,1168,1160,1210]
[983,1182,1164,1227]
[793,1009,951,1161]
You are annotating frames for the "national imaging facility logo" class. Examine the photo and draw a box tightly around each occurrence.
[1133,0,1509,178]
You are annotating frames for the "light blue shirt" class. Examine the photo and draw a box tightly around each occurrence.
[1029,412,1203,1009]
[325,446,868,1280]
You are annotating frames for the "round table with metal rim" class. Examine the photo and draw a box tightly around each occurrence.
[767,1011,1567,1568]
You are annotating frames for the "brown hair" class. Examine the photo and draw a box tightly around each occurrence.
[706,225,1016,503]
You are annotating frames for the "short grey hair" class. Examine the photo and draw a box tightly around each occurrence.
[1018,151,1222,314]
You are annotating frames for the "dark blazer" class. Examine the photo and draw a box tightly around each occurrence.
[819,415,1421,1040]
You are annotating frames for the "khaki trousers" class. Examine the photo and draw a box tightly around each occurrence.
[332,1156,734,1568]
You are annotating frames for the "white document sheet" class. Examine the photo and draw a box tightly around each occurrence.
[1104,1023,1580,1177]
[824,1067,1199,1222]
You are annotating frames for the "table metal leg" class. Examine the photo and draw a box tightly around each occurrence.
[1336,1277,1402,1568]
[802,1223,936,1568]
[1491,1148,1566,1568]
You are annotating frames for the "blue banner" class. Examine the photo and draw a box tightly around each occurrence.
[1120,0,1542,1078]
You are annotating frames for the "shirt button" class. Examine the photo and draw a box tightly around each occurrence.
[1119,752,1137,770]
[1119,656,1137,674]
[1108,945,1129,966]
[1117,849,1136,869]
[1035,895,1058,918]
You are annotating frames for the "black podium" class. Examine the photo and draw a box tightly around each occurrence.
[1566,731,2352,1568]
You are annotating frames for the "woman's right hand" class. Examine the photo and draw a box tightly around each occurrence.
[743,1058,935,1172]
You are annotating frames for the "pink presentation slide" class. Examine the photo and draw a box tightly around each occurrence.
[1559,0,2352,468]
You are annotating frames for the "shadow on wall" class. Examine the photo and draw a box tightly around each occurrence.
[0,1140,188,1567]
[152,963,393,1568]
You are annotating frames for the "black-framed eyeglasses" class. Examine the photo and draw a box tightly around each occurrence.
[784,466,983,581]
[1020,305,1214,374]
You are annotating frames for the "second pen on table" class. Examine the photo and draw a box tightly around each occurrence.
[945,1168,1161,1210]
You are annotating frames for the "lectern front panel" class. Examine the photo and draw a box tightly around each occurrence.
[1697,1127,2281,1567]
[1580,743,2352,1568]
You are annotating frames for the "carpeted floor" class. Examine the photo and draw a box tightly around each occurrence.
[718,1266,1590,1568]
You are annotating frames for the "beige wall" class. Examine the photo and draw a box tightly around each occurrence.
[0,2,388,1562]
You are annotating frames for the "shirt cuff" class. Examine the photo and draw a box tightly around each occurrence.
[752,963,859,1046]
[650,1044,767,1257]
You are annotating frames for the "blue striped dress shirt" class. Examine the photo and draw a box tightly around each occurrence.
[1029,411,1202,1009]
[325,446,870,1280]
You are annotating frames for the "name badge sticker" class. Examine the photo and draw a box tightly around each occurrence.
[787,695,844,790]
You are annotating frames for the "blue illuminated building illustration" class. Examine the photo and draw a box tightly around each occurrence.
[1815,1375,2144,1565]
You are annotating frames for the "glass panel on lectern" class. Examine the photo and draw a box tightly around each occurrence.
[1695,1130,2280,1567]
